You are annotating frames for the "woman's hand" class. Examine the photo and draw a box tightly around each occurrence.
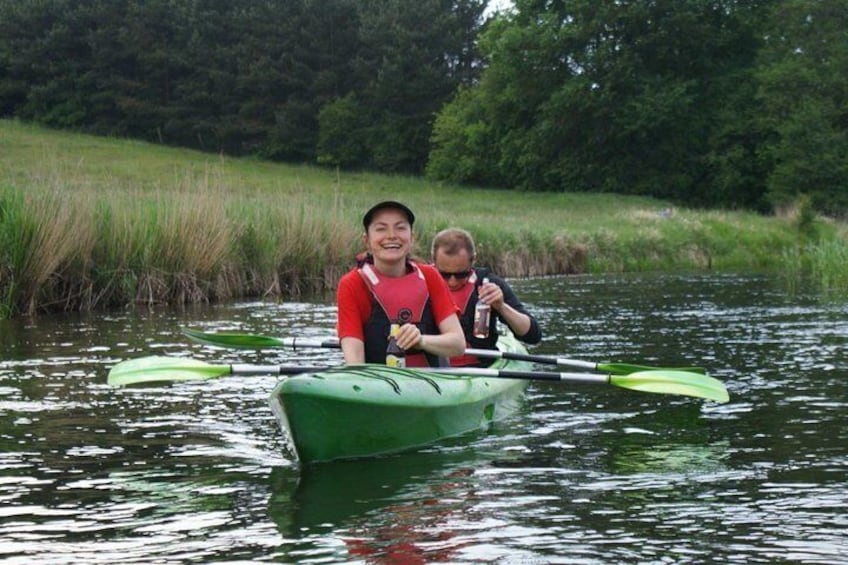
[396,323,424,351]
[396,317,464,358]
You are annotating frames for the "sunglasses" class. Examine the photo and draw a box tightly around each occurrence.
[439,269,472,280]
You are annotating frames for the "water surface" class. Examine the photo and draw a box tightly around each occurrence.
[1,273,846,563]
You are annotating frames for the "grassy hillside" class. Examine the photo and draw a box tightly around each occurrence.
[0,120,839,317]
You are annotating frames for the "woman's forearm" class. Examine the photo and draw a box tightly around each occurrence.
[396,316,465,358]
[340,337,365,365]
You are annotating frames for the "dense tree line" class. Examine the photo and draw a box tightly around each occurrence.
[1,0,846,213]
[428,0,848,213]
[0,0,485,172]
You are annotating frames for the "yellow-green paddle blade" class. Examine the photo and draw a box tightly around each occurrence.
[108,356,232,386]
[611,370,730,403]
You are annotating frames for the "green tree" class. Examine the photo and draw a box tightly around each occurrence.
[755,0,848,215]
[261,0,361,162]
[346,0,486,172]
[426,85,498,185]
[429,0,766,205]
[0,0,100,127]
[316,93,369,167]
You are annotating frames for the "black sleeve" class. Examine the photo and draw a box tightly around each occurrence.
[487,273,543,345]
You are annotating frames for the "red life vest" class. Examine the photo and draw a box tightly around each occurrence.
[450,270,479,313]
[358,261,441,367]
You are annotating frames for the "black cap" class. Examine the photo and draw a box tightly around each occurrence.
[362,201,415,230]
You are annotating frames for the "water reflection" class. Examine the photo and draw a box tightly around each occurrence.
[269,440,535,563]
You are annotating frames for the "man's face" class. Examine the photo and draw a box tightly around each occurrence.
[434,249,473,291]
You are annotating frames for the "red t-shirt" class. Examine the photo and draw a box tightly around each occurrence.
[337,262,459,340]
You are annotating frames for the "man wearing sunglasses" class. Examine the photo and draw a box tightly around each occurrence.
[431,228,542,367]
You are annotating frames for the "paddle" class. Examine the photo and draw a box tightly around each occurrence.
[108,355,729,402]
[181,327,707,376]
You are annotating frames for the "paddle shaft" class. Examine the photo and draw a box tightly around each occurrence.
[199,336,601,374]
[466,348,595,370]
[466,347,705,374]
[213,363,607,382]
[438,366,608,384]
[231,364,330,376]
[183,329,705,375]
[280,338,340,349]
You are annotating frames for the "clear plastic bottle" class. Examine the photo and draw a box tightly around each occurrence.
[473,278,491,338]
[386,323,406,367]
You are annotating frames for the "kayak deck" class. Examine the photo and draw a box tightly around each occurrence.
[269,334,531,464]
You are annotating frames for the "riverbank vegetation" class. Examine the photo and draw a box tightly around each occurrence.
[1,121,844,318]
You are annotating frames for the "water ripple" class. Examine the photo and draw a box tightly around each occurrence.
[1,276,847,563]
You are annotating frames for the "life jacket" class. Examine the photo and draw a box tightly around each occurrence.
[358,261,442,367]
[448,269,497,367]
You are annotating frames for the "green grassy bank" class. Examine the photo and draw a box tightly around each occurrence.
[0,120,842,318]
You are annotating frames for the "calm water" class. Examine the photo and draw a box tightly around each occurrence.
[1,273,846,563]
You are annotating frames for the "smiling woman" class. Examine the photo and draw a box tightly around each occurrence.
[335,201,465,367]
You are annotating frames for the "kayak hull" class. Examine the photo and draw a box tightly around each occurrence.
[269,335,531,464]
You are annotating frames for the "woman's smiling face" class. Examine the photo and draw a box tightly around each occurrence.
[364,208,412,268]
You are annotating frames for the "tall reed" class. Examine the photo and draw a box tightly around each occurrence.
[808,238,848,293]
[0,174,360,317]
[0,185,94,316]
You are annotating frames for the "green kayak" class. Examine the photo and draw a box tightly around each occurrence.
[269,334,532,464]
